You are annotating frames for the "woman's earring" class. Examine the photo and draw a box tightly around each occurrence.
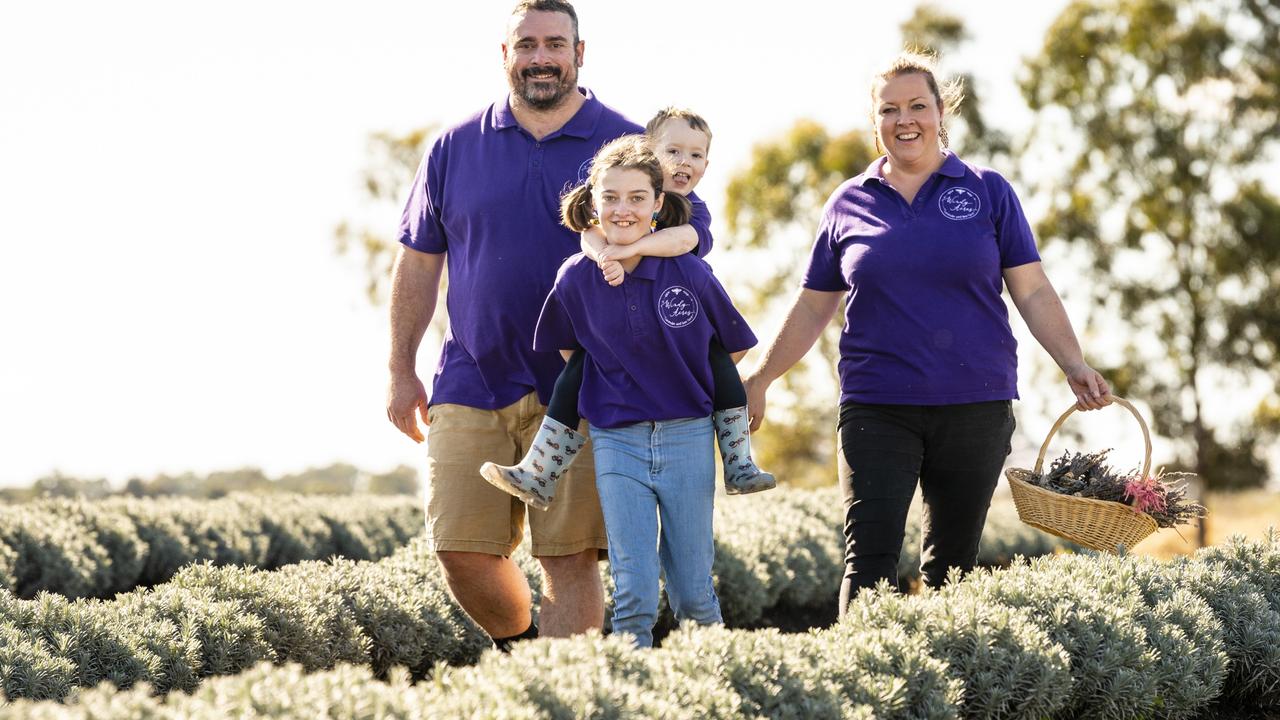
[589,215,600,226]
[650,213,658,232]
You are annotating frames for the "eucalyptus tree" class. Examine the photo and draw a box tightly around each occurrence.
[1020,0,1280,489]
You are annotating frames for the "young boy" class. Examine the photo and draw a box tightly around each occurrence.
[480,109,774,508]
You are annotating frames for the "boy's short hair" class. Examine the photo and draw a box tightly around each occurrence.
[644,107,713,148]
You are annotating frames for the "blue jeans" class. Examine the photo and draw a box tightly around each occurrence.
[589,416,722,647]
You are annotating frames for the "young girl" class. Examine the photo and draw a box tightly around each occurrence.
[481,109,773,509]
[527,135,757,647]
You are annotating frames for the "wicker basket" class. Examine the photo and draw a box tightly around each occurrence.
[1006,397,1158,552]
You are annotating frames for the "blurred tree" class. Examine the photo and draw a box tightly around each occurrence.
[1021,0,1280,490]
[202,467,273,498]
[900,4,1012,163]
[30,472,111,499]
[368,465,420,496]
[334,127,438,304]
[723,6,999,486]
[278,462,360,495]
[723,121,876,487]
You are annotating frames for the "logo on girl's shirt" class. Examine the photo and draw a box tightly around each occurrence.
[939,187,981,221]
[658,286,699,328]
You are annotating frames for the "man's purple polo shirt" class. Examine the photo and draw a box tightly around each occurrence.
[803,151,1041,405]
[534,254,756,428]
[398,89,642,410]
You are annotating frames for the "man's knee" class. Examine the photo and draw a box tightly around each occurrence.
[437,549,500,578]
[539,549,600,581]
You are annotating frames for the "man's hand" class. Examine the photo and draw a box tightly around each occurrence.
[599,260,625,286]
[387,372,430,443]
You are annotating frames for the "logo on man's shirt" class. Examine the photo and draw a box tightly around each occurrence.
[577,159,593,185]
[939,187,981,221]
[658,286,699,328]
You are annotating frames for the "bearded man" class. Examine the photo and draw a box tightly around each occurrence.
[386,0,640,649]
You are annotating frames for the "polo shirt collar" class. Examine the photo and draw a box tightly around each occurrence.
[855,150,965,187]
[492,87,603,140]
[630,256,661,280]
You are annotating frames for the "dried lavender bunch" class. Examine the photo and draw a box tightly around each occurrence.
[1032,450,1207,529]
[1036,449,1129,502]
[1140,471,1207,528]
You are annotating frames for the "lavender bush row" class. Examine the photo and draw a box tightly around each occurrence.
[1,533,1276,719]
[0,494,423,599]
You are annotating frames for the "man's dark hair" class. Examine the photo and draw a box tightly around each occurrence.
[511,0,580,44]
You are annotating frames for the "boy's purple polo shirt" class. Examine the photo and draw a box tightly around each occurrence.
[803,152,1041,405]
[534,254,756,428]
[688,192,713,258]
[397,88,641,410]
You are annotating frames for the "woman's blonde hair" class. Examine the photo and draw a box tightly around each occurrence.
[872,50,965,149]
[560,135,692,232]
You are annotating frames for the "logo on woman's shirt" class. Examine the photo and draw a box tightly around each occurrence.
[939,187,981,221]
[658,286,699,328]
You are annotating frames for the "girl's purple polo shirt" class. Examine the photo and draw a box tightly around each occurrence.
[397,89,643,410]
[803,152,1041,405]
[534,254,756,428]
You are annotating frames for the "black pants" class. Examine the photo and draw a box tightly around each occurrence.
[546,341,745,428]
[837,400,1015,613]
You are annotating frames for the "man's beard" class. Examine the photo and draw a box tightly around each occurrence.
[509,65,577,111]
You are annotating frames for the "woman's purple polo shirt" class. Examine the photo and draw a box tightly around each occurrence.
[397,89,643,410]
[803,152,1041,405]
[535,254,756,428]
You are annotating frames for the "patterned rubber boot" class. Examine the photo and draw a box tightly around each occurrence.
[480,417,588,511]
[713,407,776,495]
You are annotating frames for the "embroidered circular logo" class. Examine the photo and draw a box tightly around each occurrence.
[938,187,981,221]
[576,158,593,184]
[657,286,699,328]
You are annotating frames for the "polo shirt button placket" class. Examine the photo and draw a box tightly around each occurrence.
[530,142,543,175]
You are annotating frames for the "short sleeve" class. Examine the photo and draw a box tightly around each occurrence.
[688,192,714,258]
[397,140,448,254]
[533,283,581,352]
[696,267,757,354]
[990,174,1041,269]
[801,210,850,291]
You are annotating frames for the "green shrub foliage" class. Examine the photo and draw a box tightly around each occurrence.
[0,488,1071,704]
[1,534,1278,718]
[0,494,422,599]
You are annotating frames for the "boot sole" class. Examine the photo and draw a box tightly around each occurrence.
[725,472,777,496]
[479,463,551,510]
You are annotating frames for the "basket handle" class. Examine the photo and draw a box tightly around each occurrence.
[1032,396,1152,477]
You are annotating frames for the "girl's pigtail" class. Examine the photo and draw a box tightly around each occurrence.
[560,183,594,232]
[656,192,692,230]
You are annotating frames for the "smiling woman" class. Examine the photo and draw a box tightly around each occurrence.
[743,50,1114,614]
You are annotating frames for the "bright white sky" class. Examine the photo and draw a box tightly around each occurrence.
[0,1,1078,487]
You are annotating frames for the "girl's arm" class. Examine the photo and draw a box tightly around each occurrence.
[1003,261,1110,411]
[743,289,844,431]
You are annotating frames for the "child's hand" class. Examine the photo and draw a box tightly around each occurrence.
[599,260,625,286]
[598,243,638,263]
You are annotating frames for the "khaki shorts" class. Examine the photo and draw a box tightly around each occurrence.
[424,392,607,557]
